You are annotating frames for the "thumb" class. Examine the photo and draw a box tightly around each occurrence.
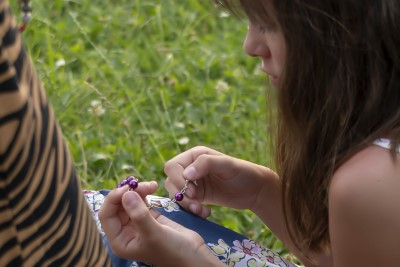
[122,191,159,235]
[182,154,235,181]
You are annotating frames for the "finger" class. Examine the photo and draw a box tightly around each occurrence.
[182,154,237,182]
[181,155,237,216]
[188,202,212,218]
[122,191,160,237]
[164,178,198,209]
[165,178,210,218]
[99,186,129,241]
[164,166,185,195]
[164,147,223,201]
[164,146,223,179]
[165,151,225,199]
[134,181,158,198]
[164,176,188,197]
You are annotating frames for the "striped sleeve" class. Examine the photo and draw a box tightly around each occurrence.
[0,0,112,266]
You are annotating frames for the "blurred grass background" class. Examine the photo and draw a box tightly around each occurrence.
[14,0,295,260]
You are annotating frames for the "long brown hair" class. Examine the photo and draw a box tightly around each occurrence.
[216,0,400,252]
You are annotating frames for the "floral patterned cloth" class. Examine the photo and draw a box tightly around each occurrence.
[84,190,297,267]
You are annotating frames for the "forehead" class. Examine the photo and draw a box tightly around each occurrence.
[218,0,277,25]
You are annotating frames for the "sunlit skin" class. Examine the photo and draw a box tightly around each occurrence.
[243,22,286,87]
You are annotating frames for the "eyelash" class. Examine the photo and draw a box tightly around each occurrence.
[258,23,275,33]
[258,25,267,33]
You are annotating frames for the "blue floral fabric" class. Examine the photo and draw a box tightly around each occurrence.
[84,190,297,267]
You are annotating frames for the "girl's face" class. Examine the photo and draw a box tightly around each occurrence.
[243,22,286,87]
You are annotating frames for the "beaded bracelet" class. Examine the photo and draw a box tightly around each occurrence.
[117,175,189,209]
[19,0,32,33]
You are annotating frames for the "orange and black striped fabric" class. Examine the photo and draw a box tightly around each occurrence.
[0,1,112,266]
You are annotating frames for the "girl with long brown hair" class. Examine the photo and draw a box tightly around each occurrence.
[100,0,400,266]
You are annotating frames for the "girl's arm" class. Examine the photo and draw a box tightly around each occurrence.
[164,146,333,266]
[251,168,333,267]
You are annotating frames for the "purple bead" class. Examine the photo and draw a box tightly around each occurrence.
[128,179,138,190]
[174,192,184,201]
[126,176,134,182]
[120,179,128,186]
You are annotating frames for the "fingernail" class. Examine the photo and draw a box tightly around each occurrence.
[189,204,197,214]
[124,192,138,208]
[117,185,128,192]
[185,187,194,198]
[183,166,196,179]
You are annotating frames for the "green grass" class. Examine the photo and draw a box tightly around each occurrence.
[16,0,292,259]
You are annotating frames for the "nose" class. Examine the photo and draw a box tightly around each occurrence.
[243,24,270,58]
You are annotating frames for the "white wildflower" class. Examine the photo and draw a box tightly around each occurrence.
[178,137,189,145]
[215,80,230,94]
[121,164,135,171]
[166,53,174,62]
[55,59,66,69]
[88,100,105,117]
[219,11,230,18]
[174,122,185,129]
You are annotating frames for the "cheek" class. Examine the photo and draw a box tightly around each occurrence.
[276,49,286,72]
[272,41,286,74]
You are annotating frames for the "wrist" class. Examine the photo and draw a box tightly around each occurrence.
[250,166,280,215]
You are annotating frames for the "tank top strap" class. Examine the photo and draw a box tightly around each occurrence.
[373,138,400,152]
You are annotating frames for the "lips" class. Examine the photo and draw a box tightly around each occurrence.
[261,67,279,86]
[270,76,279,86]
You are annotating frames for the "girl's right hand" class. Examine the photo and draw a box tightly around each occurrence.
[99,185,225,267]
[164,146,276,218]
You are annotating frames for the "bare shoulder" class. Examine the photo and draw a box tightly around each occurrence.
[328,145,400,266]
[330,145,400,197]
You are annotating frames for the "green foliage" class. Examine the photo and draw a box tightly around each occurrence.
[16,0,294,260]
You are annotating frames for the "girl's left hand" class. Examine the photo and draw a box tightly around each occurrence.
[98,183,218,267]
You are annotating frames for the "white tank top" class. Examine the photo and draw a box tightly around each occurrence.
[373,138,400,152]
